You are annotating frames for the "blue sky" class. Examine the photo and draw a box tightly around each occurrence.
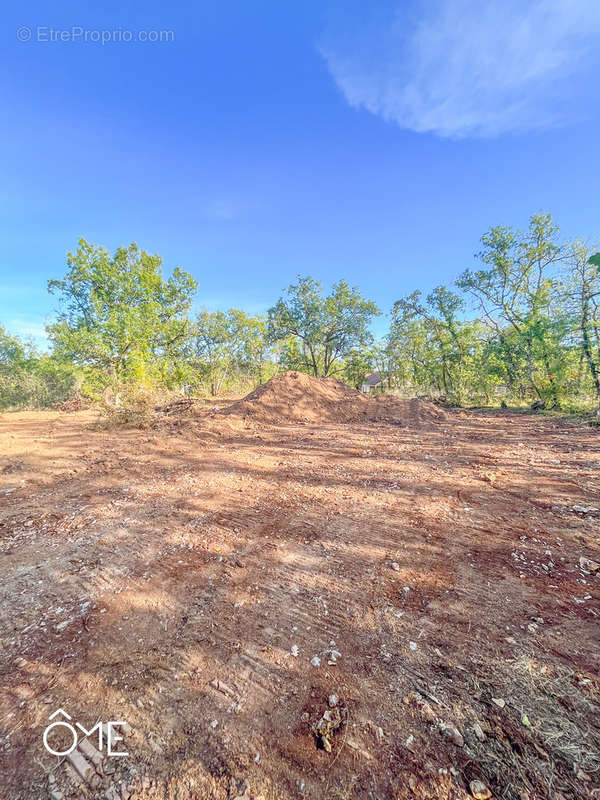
[2,0,600,346]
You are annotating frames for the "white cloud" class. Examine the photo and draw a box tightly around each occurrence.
[11,320,48,339]
[4,318,50,350]
[207,199,236,220]
[320,0,600,138]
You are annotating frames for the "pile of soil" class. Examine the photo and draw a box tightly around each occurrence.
[221,371,369,423]
[221,371,447,426]
[372,393,448,425]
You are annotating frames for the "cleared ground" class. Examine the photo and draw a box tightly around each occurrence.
[1,383,599,799]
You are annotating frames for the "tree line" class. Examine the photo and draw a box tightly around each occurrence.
[1,213,599,413]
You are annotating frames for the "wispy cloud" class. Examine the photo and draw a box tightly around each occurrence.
[3,318,50,349]
[320,0,600,138]
[207,199,237,220]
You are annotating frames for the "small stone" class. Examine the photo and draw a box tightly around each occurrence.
[390,562,400,571]
[328,693,339,707]
[290,644,299,657]
[491,697,505,708]
[580,556,600,573]
[409,641,418,651]
[472,722,486,741]
[469,779,492,799]
[50,791,63,800]
[67,749,100,787]
[311,655,321,667]
[439,722,464,747]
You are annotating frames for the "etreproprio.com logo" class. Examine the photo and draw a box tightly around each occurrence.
[16,26,175,44]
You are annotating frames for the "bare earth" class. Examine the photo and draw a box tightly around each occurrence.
[1,383,599,799]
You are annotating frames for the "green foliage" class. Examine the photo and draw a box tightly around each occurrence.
[268,276,380,376]
[456,214,567,406]
[47,239,197,389]
[101,382,167,428]
[389,215,600,411]
[343,347,377,388]
[388,288,490,404]
[5,222,600,414]
[189,309,269,395]
[0,325,79,409]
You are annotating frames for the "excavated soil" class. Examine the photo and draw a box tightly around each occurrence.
[221,371,446,425]
[0,393,599,800]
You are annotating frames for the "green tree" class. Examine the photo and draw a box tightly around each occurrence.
[343,347,376,389]
[0,325,78,409]
[268,276,379,377]
[47,239,197,389]
[565,243,600,412]
[457,213,566,406]
[190,309,269,395]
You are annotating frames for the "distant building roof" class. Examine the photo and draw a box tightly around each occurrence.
[363,372,383,387]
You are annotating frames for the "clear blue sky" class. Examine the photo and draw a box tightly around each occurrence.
[2,0,600,346]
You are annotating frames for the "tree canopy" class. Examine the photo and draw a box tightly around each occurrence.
[2,219,600,414]
[267,276,380,377]
[47,239,197,386]
[190,309,269,395]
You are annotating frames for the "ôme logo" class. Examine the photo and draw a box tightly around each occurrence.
[43,708,129,757]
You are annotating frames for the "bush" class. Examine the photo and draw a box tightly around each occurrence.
[0,325,80,410]
[101,383,171,428]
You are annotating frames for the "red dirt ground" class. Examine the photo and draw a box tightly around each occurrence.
[1,378,599,800]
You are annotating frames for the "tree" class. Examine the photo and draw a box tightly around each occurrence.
[190,309,269,395]
[47,239,197,389]
[388,287,485,404]
[0,324,78,409]
[268,277,379,377]
[343,347,376,389]
[457,213,566,406]
[565,243,600,412]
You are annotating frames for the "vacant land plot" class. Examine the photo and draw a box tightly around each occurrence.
[1,377,599,800]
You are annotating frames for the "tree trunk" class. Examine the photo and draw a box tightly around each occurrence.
[580,306,600,413]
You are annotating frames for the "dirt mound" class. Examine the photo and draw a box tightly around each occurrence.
[222,371,370,424]
[372,394,448,425]
[220,371,447,426]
